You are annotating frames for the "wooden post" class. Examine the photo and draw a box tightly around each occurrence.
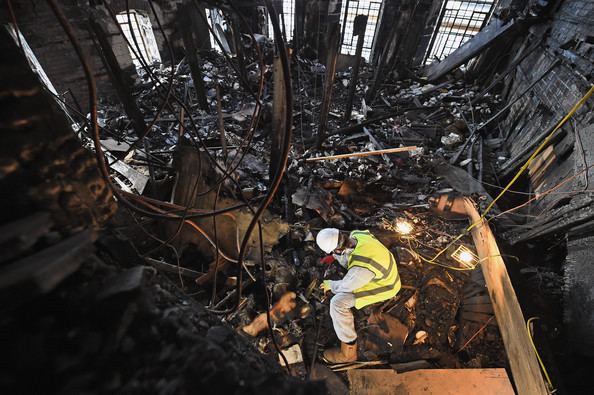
[215,83,228,162]
[89,18,157,196]
[343,15,367,123]
[462,197,549,395]
[180,2,209,111]
[270,55,286,178]
[230,15,248,85]
[88,19,147,138]
[317,22,340,149]
[189,5,212,50]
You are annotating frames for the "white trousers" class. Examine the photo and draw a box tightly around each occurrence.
[329,292,357,343]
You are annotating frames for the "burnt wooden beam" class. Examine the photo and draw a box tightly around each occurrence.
[462,198,549,395]
[216,83,228,161]
[294,0,306,50]
[317,21,340,149]
[0,230,96,310]
[230,15,248,85]
[189,5,212,51]
[88,19,147,138]
[343,15,367,123]
[270,55,286,178]
[89,18,158,196]
[180,2,209,111]
[424,17,526,82]
[0,212,52,264]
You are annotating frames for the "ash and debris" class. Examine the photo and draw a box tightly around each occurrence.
[4,38,510,392]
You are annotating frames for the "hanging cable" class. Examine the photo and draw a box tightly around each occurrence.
[527,317,555,390]
[472,84,594,229]
[427,83,594,263]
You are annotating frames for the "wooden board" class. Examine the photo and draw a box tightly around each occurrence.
[348,368,515,395]
[462,198,549,395]
[425,17,524,81]
[531,152,557,189]
[528,145,554,176]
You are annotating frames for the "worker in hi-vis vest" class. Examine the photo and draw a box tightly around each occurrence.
[316,228,401,363]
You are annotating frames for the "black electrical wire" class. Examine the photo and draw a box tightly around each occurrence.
[191,0,268,184]
[113,0,265,200]
[117,0,176,162]
[100,1,260,218]
[129,0,204,256]
[128,1,276,299]
[49,0,259,224]
[106,1,248,194]
[193,2,262,103]
[235,0,293,371]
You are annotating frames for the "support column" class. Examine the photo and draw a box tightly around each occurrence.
[270,55,286,178]
[317,22,340,149]
[180,2,209,111]
[88,19,147,138]
[343,15,367,123]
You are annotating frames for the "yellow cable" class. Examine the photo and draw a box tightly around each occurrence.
[426,84,594,262]
[527,317,554,388]
[468,84,594,232]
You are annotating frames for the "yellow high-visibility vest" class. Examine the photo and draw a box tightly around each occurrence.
[347,230,401,309]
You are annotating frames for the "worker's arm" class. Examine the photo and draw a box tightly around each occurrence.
[329,266,375,293]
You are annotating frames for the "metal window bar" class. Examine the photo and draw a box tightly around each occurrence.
[424,0,496,64]
[267,0,295,41]
[339,0,383,61]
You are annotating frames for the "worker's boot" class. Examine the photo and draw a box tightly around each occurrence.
[323,341,357,364]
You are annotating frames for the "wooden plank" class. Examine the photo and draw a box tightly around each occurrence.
[348,369,399,395]
[462,294,492,305]
[425,17,524,81]
[0,212,52,263]
[462,197,549,395]
[461,304,495,314]
[528,145,554,176]
[305,146,418,162]
[348,368,515,395]
[0,230,96,308]
[531,152,556,189]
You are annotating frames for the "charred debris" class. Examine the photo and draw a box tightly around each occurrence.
[1,0,594,394]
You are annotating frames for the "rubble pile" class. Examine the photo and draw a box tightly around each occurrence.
[11,39,509,386]
[1,244,322,394]
[91,47,509,376]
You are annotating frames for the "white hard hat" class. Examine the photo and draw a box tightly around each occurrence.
[316,228,340,254]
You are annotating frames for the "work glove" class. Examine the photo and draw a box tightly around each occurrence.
[320,280,332,294]
[320,255,335,265]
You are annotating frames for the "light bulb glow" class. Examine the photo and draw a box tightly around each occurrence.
[459,251,473,263]
[452,245,478,268]
[395,219,413,235]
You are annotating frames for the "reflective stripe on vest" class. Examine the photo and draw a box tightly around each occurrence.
[348,230,401,309]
